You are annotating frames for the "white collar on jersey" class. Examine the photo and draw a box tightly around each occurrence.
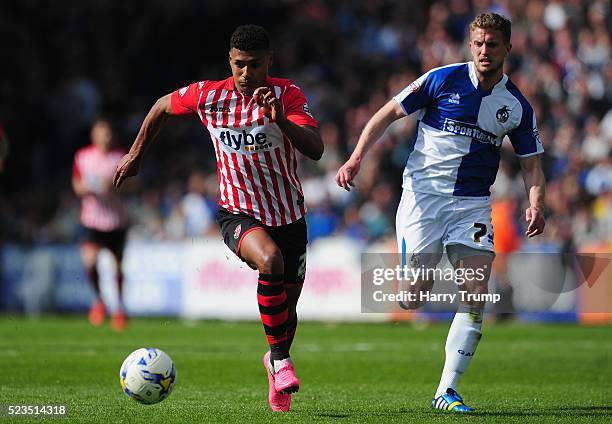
[468,61,508,92]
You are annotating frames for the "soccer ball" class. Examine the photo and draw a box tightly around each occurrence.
[119,348,177,404]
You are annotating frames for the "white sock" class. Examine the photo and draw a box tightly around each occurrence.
[273,358,292,374]
[435,306,483,398]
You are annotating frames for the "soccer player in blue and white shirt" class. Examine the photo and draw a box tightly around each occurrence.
[336,13,546,412]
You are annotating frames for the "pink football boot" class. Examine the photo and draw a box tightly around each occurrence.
[273,359,300,394]
[263,351,291,412]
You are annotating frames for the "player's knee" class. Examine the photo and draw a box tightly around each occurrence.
[256,246,283,274]
[80,246,98,267]
[82,255,98,269]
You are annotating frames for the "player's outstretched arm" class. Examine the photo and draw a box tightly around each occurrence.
[113,94,173,188]
[335,100,405,191]
[518,154,546,237]
[253,87,324,160]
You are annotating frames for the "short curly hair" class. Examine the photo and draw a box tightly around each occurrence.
[230,25,271,51]
[470,13,512,44]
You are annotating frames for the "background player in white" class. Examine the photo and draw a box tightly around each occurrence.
[73,118,129,331]
[113,25,323,412]
[336,13,545,412]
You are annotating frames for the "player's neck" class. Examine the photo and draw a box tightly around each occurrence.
[235,85,252,98]
[93,144,110,153]
[476,71,503,91]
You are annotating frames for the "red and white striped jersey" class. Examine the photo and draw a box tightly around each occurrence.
[73,145,127,231]
[170,76,318,227]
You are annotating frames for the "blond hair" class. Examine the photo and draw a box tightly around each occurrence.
[470,13,512,44]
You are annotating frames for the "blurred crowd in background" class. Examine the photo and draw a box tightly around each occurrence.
[0,0,610,253]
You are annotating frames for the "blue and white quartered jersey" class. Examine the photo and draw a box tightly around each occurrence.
[393,61,543,198]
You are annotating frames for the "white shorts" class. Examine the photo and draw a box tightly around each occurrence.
[396,189,495,268]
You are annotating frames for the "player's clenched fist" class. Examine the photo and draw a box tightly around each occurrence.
[113,153,140,188]
[253,87,284,123]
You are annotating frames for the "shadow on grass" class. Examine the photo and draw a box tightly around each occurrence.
[466,405,612,418]
[556,406,612,411]
[315,405,612,420]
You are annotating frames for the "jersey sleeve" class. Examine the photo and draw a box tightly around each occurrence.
[170,82,205,115]
[392,71,439,116]
[508,102,544,157]
[282,84,318,128]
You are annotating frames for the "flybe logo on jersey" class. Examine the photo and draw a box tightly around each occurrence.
[442,118,500,146]
[219,130,272,152]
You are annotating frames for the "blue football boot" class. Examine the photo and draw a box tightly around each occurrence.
[432,388,473,412]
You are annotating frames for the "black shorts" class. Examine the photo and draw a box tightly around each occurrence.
[82,227,127,258]
[217,208,308,285]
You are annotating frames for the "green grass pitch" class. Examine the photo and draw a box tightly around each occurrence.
[0,316,610,423]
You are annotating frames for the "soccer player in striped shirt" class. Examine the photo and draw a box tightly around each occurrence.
[337,13,546,412]
[113,25,323,412]
[73,118,129,331]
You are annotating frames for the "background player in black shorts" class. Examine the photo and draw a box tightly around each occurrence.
[73,118,129,331]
